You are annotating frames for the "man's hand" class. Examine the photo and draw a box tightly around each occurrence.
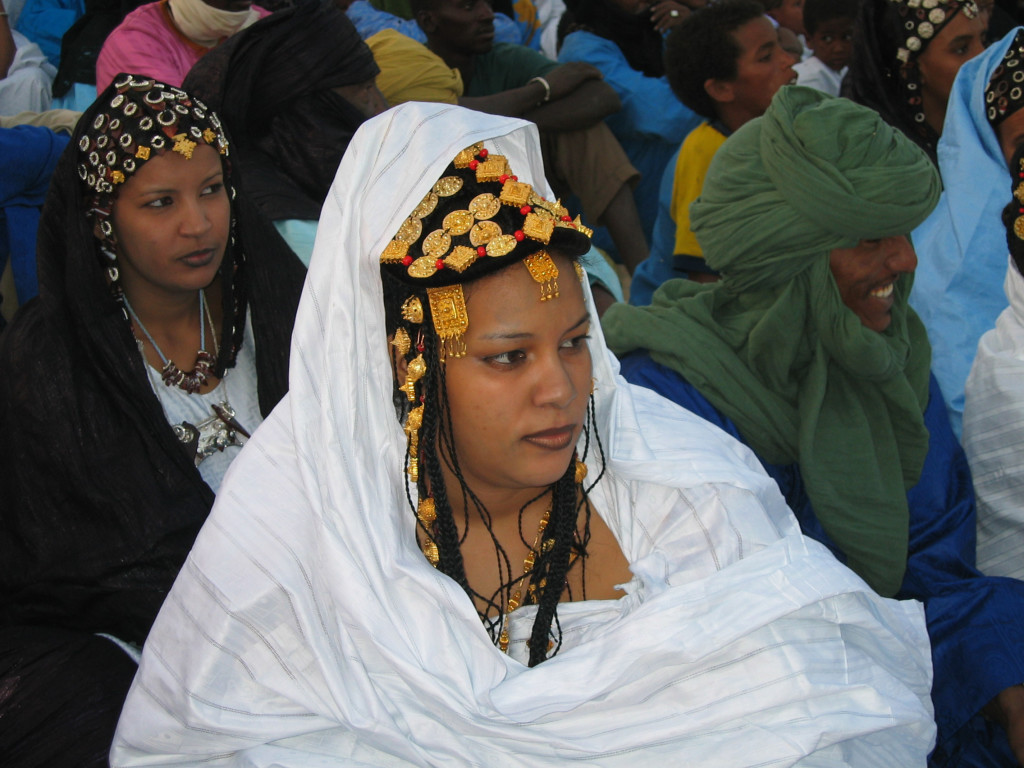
[650,1,691,33]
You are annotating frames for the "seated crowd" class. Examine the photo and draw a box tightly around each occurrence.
[3,0,1024,766]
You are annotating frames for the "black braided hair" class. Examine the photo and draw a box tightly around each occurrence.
[381,263,607,666]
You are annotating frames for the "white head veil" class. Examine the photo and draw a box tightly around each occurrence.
[113,103,935,767]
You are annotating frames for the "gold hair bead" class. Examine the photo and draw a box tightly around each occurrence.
[390,327,411,357]
[401,296,424,324]
[399,354,427,402]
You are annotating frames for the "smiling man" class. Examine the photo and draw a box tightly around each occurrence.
[96,0,270,93]
[603,86,1024,767]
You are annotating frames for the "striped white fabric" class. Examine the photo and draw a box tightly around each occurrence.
[964,256,1024,580]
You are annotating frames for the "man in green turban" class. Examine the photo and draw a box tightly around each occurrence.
[604,86,1024,767]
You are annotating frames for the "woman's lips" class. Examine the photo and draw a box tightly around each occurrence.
[522,426,576,451]
[180,248,216,268]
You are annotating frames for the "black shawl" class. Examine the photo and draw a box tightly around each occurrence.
[183,1,380,221]
[0,85,307,645]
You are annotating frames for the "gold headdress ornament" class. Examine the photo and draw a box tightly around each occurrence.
[1014,157,1024,241]
[380,142,593,362]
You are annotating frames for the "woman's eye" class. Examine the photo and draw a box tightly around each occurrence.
[202,182,224,196]
[561,334,591,351]
[488,350,526,366]
[145,196,172,209]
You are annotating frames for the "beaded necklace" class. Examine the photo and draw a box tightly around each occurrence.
[123,289,219,394]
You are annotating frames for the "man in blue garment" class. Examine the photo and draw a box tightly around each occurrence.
[604,85,1024,766]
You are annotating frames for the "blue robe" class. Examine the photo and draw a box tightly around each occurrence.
[910,28,1022,439]
[0,125,69,311]
[620,350,1024,767]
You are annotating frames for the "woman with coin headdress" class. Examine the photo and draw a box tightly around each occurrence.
[113,101,935,767]
[846,0,986,162]
[0,74,304,766]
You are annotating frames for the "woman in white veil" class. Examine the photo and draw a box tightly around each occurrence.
[112,102,935,766]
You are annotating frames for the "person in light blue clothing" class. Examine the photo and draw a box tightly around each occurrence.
[346,0,529,45]
[910,28,1023,438]
[557,0,702,243]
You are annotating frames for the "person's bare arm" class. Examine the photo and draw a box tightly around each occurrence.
[459,62,620,132]
[0,0,15,80]
[985,685,1024,765]
[523,77,620,132]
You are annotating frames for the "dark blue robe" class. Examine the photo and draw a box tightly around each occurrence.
[620,351,1024,767]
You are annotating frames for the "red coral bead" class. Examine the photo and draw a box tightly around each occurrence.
[469,159,479,170]
[435,259,445,270]
[479,148,488,158]
[514,230,525,241]
[560,215,572,222]
[477,246,487,256]
[499,174,509,184]
[402,255,413,266]
[520,205,532,215]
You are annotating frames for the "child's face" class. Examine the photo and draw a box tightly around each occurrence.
[769,0,805,36]
[806,17,854,72]
[720,16,798,121]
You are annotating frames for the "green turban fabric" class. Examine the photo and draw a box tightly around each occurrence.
[604,87,941,596]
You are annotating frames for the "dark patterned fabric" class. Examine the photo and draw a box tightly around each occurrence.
[184,1,379,221]
[0,77,305,640]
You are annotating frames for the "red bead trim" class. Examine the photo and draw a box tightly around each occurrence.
[520,205,532,215]
[477,246,487,256]
[402,255,413,266]
[514,230,525,242]
[435,259,445,270]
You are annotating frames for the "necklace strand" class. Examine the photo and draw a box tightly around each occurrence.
[123,289,219,394]
[499,499,552,653]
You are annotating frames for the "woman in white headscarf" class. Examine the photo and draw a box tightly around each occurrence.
[112,102,936,767]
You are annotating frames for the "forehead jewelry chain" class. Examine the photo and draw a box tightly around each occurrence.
[123,289,219,394]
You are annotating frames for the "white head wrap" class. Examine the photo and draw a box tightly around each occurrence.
[112,103,936,766]
[168,0,259,48]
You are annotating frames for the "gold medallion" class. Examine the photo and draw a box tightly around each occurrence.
[469,220,502,246]
[408,255,439,278]
[469,193,500,220]
[422,229,452,258]
[395,216,422,243]
[485,234,517,257]
[442,209,474,236]
[433,176,464,197]
[412,192,439,220]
